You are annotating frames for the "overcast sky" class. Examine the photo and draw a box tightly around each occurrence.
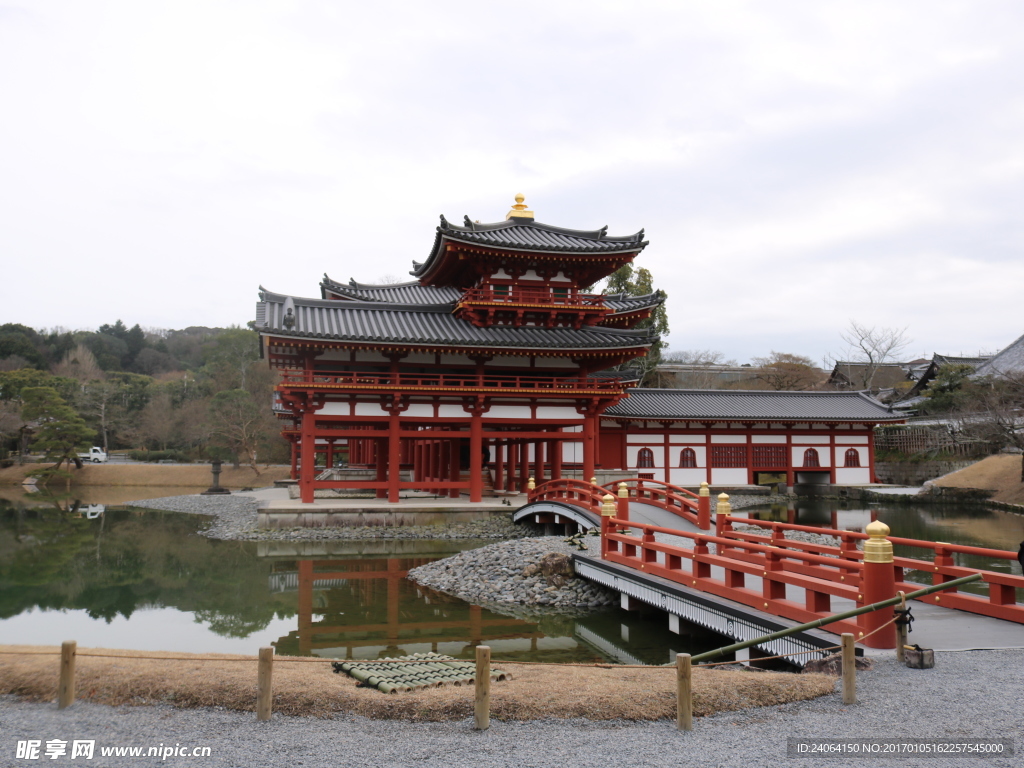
[2,0,1022,365]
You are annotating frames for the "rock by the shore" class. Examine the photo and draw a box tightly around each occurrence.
[408,536,617,610]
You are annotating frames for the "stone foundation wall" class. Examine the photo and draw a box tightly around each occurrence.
[874,460,976,486]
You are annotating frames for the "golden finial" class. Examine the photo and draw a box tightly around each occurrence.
[506,193,534,221]
[863,520,893,563]
[601,494,616,517]
[699,482,710,497]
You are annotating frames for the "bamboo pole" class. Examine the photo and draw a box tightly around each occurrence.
[676,653,692,731]
[841,634,856,705]
[58,641,76,710]
[257,646,274,721]
[475,645,491,731]
[690,573,982,664]
[895,591,908,664]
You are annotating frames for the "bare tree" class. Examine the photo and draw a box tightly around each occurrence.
[52,343,105,383]
[750,351,825,391]
[953,372,1024,481]
[826,321,912,391]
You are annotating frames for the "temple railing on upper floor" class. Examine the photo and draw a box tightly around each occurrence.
[458,286,608,308]
[278,370,628,394]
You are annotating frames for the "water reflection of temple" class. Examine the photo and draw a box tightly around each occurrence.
[271,556,547,659]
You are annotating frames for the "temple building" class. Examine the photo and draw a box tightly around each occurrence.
[256,196,902,503]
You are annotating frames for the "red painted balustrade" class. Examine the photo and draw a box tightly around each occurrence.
[599,514,1024,648]
[720,517,1024,624]
[279,371,623,394]
[458,287,608,308]
[527,478,608,512]
[600,478,706,529]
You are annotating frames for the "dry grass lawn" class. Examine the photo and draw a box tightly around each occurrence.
[931,455,1024,505]
[0,463,291,489]
[0,645,836,722]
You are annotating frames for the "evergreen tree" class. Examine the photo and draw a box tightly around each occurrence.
[602,264,669,384]
[20,387,95,477]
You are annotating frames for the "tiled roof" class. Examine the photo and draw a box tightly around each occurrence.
[932,353,991,367]
[321,275,462,304]
[603,292,663,313]
[257,290,658,351]
[605,389,903,422]
[412,215,648,279]
[974,331,1024,377]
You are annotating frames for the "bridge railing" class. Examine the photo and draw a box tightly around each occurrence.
[600,512,1024,647]
[719,517,1024,624]
[527,478,606,512]
[600,478,708,529]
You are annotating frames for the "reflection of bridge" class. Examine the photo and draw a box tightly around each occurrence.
[271,557,544,658]
[517,478,1024,658]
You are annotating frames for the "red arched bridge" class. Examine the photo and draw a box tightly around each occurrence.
[515,478,1024,652]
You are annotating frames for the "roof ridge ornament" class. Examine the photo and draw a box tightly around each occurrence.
[505,193,534,221]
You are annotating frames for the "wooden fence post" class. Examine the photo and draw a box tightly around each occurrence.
[257,646,274,721]
[896,592,908,664]
[676,653,692,731]
[475,645,491,731]
[841,633,856,705]
[58,641,76,710]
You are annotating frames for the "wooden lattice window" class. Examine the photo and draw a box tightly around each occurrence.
[637,447,655,468]
[710,445,746,468]
[803,448,820,468]
[751,445,786,467]
[844,448,861,467]
[679,447,697,468]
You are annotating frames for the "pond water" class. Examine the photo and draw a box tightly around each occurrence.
[1,493,1021,663]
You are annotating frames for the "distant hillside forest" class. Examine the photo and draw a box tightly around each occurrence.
[0,321,286,472]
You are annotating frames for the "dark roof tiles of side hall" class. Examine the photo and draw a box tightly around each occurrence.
[320,275,663,314]
[412,215,649,278]
[605,389,904,422]
[974,330,1024,377]
[256,289,659,351]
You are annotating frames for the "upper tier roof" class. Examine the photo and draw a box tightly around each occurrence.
[605,389,903,423]
[257,289,659,353]
[320,275,662,315]
[412,214,648,287]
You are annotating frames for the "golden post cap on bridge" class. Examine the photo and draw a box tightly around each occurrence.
[618,481,629,498]
[527,476,535,491]
[601,494,616,517]
[699,482,710,497]
[590,477,598,485]
[863,519,893,563]
[717,492,731,516]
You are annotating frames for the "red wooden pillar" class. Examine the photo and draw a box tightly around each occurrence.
[550,436,562,480]
[518,441,529,491]
[533,438,545,483]
[289,437,298,480]
[494,440,504,492]
[299,407,317,504]
[866,424,877,482]
[858,520,897,649]
[469,411,483,502]
[448,439,460,499]
[508,442,520,492]
[388,410,402,503]
[582,414,596,482]
[375,437,387,499]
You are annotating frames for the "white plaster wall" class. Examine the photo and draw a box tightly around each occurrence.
[354,403,386,416]
[319,402,350,416]
[562,441,581,463]
[711,468,747,484]
[486,405,533,419]
[627,435,659,444]
[500,357,531,367]
[551,271,571,282]
[403,353,435,364]
[353,351,388,362]
[670,468,707,485]
[834,435,869,444]
[535,406,581,419]
[673,446,706,466]
[711,434,746,444]
[534,357,571,368]
[520,270,543,280]
[792,446,830,467]
[794,435,831,444]
[835,467,871,484]
[437,404,468,418]
[317,349,349,361]
[670,435,706,444]
[751,435,786,444]
[403,404,434,417]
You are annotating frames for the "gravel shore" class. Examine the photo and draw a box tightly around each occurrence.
[3,649,1020,767]
[125,493,530,542]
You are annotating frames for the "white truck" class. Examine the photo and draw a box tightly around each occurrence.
[77,447,108,463]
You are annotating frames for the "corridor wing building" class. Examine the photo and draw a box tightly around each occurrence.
[256,196,901,503]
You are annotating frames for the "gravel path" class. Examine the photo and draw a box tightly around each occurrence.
[2,650,1020,767]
